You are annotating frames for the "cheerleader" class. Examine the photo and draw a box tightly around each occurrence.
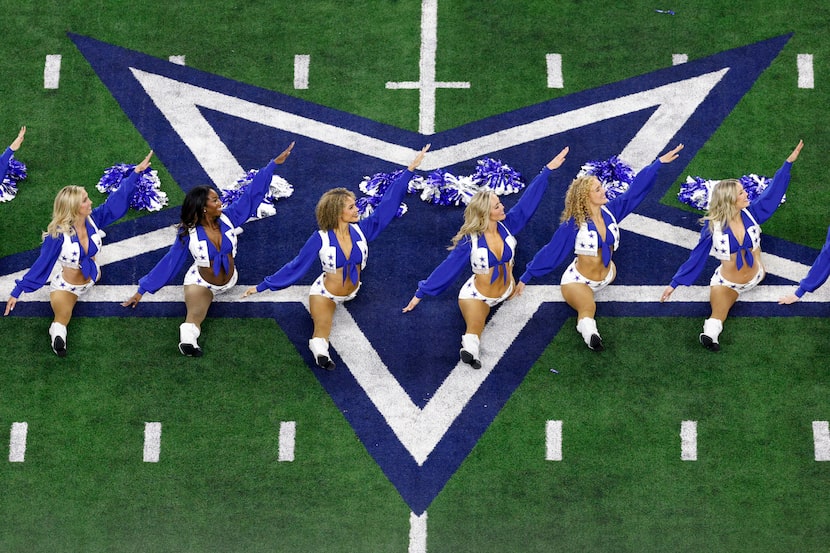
[516,144,683,351]
[402,147,570,368]
[242,145,429,370]
[6,141,152,357]
[661,141,803,350]
[123,143,294,356]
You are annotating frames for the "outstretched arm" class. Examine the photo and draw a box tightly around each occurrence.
[224,142,296,226]
[360,144,431,241]
[750,140,803,224]
[503,146,570,234]
[607,144,683,221]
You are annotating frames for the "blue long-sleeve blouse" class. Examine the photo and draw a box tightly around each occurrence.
[255,168,414,293]
[668,160,792,288]
[137,160,278,295]
[519,158,663,284]
[795,225,830,298]
[11,170,142,298]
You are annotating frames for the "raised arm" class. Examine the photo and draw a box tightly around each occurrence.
[92,150,154,227]
[359,144,431,241]
[503,146,569,234]
[0,126,26,179]
[223,142,296,226]
[609,144,683,221]
[750,140,803,224]
[10,126,25,152]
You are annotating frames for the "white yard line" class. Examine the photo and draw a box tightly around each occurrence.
[278,421,296,462]
[680,420,698,461]
[813,421,830,461]
[143,422,162,463]
[546,420,563,461]
[44,54,62,89]
[9,422,28,463]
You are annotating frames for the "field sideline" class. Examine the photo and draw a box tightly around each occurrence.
[1,1,828,552]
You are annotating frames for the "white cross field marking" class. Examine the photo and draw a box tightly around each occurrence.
[408,511,428,553]
[385,0,470,135]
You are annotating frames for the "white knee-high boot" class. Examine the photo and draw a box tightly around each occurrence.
[49,322,67,357]
[178,322,203,357]
[700,318,723,351]
[309,337,335,370]
[460,333,482,369]
[576,317,604,351]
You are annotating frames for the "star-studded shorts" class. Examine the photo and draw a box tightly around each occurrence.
[183,263,238,296]
[559,258,616,291]
[457,274,514,307]
[709,263,765,294]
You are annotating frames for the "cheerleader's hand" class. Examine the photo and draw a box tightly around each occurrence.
[274,142,295,164]
[509,281,526,299]
[787,140,804,163]
[10,126,25,151]
[121,292,143,308]
[4,297,17,316]
[134,150,153,173]
[546,146,569,170]
[658,144,683,164]
[402,296,421,313]
[408,144,431,171]
[778,293,800,305]
[660,286,675,302]
[241,287,258,298]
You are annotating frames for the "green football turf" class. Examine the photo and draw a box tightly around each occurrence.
[0,1,828,551]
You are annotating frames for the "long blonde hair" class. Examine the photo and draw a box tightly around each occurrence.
[702,179,742,233]
[44,185,86,239]
[315,188,355,231]
[449,190,493,250]
[560,175,598,227]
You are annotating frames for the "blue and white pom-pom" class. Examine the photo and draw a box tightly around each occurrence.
[577,155,635,200]
[220,168,294,219]
[677,173,782,211]
[472,157,525,195]
[356,157,526,217]
[0,157,28,202]
[96,164,168,211]
[356,169,411,219]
